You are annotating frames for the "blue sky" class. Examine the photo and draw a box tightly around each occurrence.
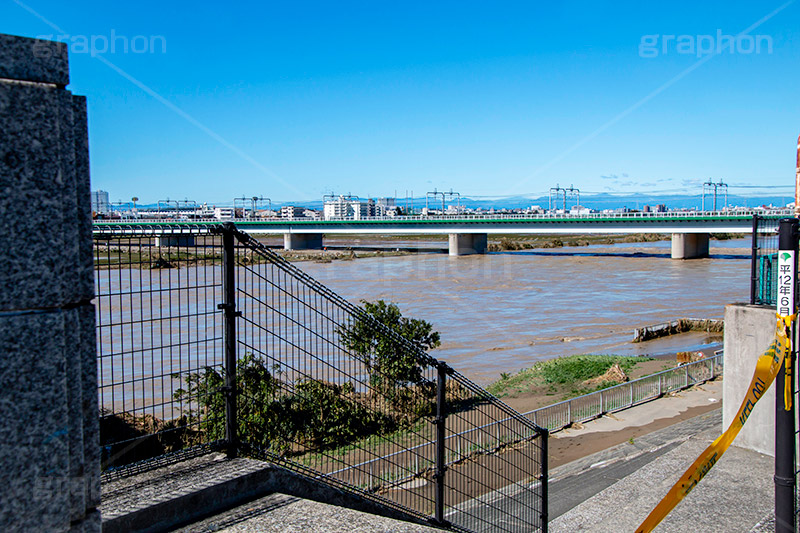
[3,1,800,205]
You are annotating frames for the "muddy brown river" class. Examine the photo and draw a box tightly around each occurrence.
[298,241,750,384]
[96,239,752,414]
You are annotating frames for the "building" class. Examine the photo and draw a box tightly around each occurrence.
[361,198,376,219]
[375,197,395,217]
[254,209,279,218]
[323,196,376,220]
[91,190,110,214]
[214,207,234,219]
[569,205,592,215]
[281,205,305,219]
[323,196,352,219]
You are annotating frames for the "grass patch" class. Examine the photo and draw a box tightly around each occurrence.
[487,354,649,399]
[487,233,669,252]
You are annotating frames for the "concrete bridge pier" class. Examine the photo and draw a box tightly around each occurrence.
[671,233,709,259]
[449,233,487,256]
[284,233,323,250]
[155,235,195,247]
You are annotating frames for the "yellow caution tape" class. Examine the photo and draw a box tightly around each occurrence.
[779,313,794,412]
[636,315,793,533]
[785,347,793,411]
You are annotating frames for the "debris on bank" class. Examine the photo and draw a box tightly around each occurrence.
[676,351,706,364]
[633,318,723,343]
[582,363,628,387]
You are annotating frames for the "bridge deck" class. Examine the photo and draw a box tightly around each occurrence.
[93,210,789,235]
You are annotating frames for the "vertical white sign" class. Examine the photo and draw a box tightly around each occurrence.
[778,250,795,317]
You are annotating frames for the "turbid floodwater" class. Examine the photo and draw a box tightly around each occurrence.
[297,239,750,384]
[95,238,751,415]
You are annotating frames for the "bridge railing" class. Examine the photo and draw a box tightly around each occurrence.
[91,207,793,226]
[94,223,548,532]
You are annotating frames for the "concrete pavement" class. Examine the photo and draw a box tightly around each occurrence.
[101,377,783,532]
[549,407,776,532]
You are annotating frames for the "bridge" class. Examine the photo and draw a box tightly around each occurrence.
[93,208,790,259]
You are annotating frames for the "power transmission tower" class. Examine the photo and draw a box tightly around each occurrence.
[702,179,728,211]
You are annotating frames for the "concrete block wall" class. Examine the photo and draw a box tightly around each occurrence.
[722,304,777,456]
[0,34,99,531]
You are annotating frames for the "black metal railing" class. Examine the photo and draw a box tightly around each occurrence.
[751,215,781,305]
[94,223,547,532]
[94,226,227,474]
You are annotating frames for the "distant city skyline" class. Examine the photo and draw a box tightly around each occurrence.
[92,189,795,214]
[4,1,799,203]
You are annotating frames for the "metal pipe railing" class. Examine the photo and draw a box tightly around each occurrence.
[521,353,723,432]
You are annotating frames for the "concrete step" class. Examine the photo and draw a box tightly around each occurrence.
[100,453,437,532]
[175,492,441,533]
[100,453,276,532]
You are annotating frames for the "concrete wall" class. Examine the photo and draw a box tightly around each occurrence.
[723,304,777,456]
[0,34,99,531]
[671,233,710,259]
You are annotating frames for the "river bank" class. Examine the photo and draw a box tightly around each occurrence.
[247,232,749,263]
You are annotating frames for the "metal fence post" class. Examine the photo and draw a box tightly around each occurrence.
[220,223,239,458]
[434,364,448,526]
[540,429,549,533]
[775,218,797,533]
[751,214,760,304]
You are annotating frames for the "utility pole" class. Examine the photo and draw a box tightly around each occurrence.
[775,218,798,533]
[565,185,580,211]
[426,189,461,215]
[702,179,728,211]
[157,198,180,218]
[549,184,580,212]
[233,196,269,218]
[549,185,564,212]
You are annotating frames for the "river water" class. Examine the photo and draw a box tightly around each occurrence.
[296,238,751,384]
[96,238,753,414]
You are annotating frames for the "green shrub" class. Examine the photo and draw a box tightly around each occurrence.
[174,354,396,455]
[338,300,440,392]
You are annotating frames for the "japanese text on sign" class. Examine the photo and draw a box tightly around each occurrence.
[778,251,795,317]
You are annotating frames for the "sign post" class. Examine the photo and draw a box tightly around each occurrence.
[775,218,798,533]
